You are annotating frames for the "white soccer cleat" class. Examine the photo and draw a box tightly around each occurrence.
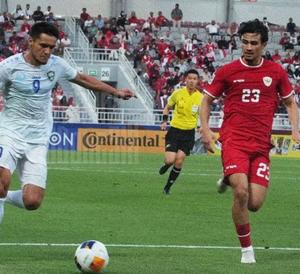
[0,198,4,224]
[241,246,256,264]
[217,178,228,193]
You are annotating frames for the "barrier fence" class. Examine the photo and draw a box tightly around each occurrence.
[47,109,300,164]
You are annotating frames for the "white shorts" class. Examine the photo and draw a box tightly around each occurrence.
[0,135,48,189]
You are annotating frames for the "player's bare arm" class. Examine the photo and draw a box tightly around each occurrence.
[161,104,173,131]
[71,73,136,100]
[283,95,300,143]
[200,94,216,153]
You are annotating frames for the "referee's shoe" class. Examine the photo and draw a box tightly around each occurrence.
[163,181,174,195]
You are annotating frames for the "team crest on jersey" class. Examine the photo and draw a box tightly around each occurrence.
[47,71,55,81]
[263,76,272,87]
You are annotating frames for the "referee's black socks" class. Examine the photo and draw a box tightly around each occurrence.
[168,166,181,183]
[163,166,182,194]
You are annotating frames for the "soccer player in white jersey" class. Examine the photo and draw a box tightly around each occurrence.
[0,22,135,223]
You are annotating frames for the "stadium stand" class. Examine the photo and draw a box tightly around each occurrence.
[0,5,299,128]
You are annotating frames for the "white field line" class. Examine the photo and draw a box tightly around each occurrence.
[0,242,299,251]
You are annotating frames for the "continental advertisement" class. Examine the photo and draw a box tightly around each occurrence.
[49,123,300,157]
[77,128,166,153]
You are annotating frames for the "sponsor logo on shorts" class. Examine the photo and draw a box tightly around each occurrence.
[225,164,237,170]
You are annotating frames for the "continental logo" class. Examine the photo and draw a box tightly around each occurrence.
[82,131,161,149]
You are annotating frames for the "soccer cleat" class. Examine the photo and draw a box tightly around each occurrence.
[163,188,170,195]
[241,246,256,264]
[163,181,173,195]
[159,164,171,175]
[217,177,228,193]
[0,198,5,224]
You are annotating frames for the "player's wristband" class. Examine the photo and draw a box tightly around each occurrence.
[162,114,168,122]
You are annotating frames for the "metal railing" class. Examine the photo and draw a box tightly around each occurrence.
[51,107,293,130]
[63,48,97,109]
[52,107,159,125]
[118,51,154,110]
[64,16,76,47]
[77,27,90,59]
[64,47,119,63]
[64,47,154,111]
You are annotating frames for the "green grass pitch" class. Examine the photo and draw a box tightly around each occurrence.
[0,152,299,273]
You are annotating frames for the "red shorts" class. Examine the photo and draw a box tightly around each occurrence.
[221,142,270,188]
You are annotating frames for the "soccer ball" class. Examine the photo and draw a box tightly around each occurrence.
[74,240,109,273]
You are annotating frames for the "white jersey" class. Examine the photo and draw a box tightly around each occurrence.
[0,53,77,145]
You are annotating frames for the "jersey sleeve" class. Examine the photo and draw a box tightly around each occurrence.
[277,66,293,98]
[167,90,178,107]
[57,57,78,80]
[204,68,226,98]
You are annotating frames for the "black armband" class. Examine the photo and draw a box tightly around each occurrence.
[162,114,168,122]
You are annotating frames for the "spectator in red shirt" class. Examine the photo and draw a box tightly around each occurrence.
[176,46,188,60]
[128,11,140,26]
[147,11,156,31]
[282,52,294,71]
[141,51,153,67]
[195,48,206,68]
[155,11,170,29]
[204,38,217,61]
[8,40,19,55]
[271,49,282,64]
[108,36,121,49]
[161,48,175,67]
[9,31,19,44]
[156,38,169,57]
[279,32,290,49]
[96,35,109,49]
[104,29,114,44]
[20,19,31,33]
[141,28,153,47]
[80,8,90,29]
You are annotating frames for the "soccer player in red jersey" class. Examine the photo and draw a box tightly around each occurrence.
[200,19,300,263]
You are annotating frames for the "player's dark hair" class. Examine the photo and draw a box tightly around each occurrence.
[185,69,199,77]
[29,22,59,40]
[238,19,268,43]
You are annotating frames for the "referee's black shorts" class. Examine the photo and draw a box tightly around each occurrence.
[165,127,195,156]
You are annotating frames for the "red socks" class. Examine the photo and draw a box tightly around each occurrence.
[235,223,252,248]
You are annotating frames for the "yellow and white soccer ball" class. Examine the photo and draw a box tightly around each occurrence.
[74,240,109,273]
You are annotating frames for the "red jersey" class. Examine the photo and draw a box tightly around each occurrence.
[205,58,293,147]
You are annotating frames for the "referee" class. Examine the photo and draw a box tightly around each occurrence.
[159,69,203,194]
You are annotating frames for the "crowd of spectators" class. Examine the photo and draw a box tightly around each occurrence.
[78,8,240,109]
[77,8,300,112]
[1,5,300,116]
